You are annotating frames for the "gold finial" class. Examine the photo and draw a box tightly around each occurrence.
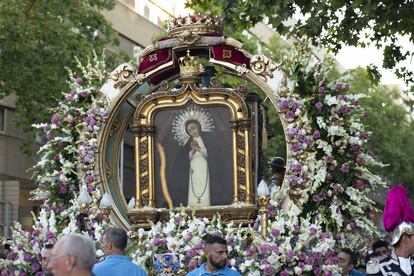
[178,50,205,77]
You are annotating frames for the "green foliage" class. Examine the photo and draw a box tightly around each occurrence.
[348,68,414,198]
[188,0,414,85]
[0,0,119,143]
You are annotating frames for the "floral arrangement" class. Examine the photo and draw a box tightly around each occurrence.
[0,53,110,275]
[0,43,386,275]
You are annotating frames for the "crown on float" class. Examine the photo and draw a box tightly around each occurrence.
[167,13,224,36]
[178,50,205,76]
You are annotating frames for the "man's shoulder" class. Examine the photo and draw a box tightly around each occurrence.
[92,257,147,276]
[221,266,241,276]
[186,266,202,276]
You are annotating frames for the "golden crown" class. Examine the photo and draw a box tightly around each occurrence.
[167,14,224,36]
[178,50,205,77]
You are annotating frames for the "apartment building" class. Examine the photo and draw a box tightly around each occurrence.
[0,0,188,238]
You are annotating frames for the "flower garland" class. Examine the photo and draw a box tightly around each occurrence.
[1,44,386,275]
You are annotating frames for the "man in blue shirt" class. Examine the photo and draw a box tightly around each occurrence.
[93,227,147,276]
[186,235,240,276]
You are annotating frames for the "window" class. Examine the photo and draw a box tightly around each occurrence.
[144,5,150,19]
[0,107,5,131]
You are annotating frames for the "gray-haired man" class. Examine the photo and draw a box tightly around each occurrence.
[47,234,96,276]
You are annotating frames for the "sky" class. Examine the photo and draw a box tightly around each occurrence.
[335,37,413,90]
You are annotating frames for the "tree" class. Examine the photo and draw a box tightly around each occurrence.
[188,0,414,85]
[0,0,119,142]
[348,67,414,197]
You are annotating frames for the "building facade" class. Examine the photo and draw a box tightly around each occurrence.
[0,0,189,238]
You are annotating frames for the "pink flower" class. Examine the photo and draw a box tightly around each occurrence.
[313,130,321,139]
[312,195,322,202]
[356,155,365,164]
[340,163,349,173]
[75,77,83,84]
[318,86,325,94]
[355,180,364,188]
[246,246,256,256]
[315,101,323,110]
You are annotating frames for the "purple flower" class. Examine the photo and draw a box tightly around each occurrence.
[175,216,182,224]
[343,84,350,91]
[289,176,298,186]
[75,77,83,84]
[87,185,95,193]
[363,111,369,117]
[32,229,40,237]
[31,262,41,272]
[315,101,323,110]
[277,100,289,110]
[310,227,317,235]
[85,174,94,183]
[260,259,269,266]
[80,90,89,97]
[360,132,369,139]
[271,245,279,254]
[355,180,364,188]
[188,260,197,271]
[338,95,345,101]
[291,142,301,152]
[85,115,96,127]
[271,228,280,237]
[195,242,203,250]
[43,124,51,132]
[292,163,302,172]
[351,99,359,106]
[286,110,295,119]
[291,102,300,111]
[246,246,255,256]
[356,155,365,164]
[313,130,321,139]
[318,86,325,94]
[312,195,322,202]
[23,253,31,262]
[186,249,197,258]
[51,114,61,127]
[287,128,298,138]
[258,244,269,255]
[340,163,349,173]
[320,232,331,239]
[339,106,349,113]
[45,231,54,240]
[314,267,322,275]
[287,249,295,260]
[264,266,274,275]
[334,83,341,91]
[59,182,68,194]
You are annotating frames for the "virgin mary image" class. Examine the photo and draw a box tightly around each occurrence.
[172,107,214,206]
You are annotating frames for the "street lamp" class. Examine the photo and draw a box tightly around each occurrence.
[257,179,270,239]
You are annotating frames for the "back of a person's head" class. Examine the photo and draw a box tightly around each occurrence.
[105,227,128,251]
[204,235,227,246]
[340,248,357,266]
[62,234,96,271]
[372,240,388,251]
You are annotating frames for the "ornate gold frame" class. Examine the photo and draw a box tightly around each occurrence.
[96,14,300,231]
[128,77,255,227]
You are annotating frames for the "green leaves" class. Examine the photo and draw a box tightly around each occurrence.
[0,0,118,143]
[188,0,414,85]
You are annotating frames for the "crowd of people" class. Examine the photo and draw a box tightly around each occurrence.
[36,227,240,276]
